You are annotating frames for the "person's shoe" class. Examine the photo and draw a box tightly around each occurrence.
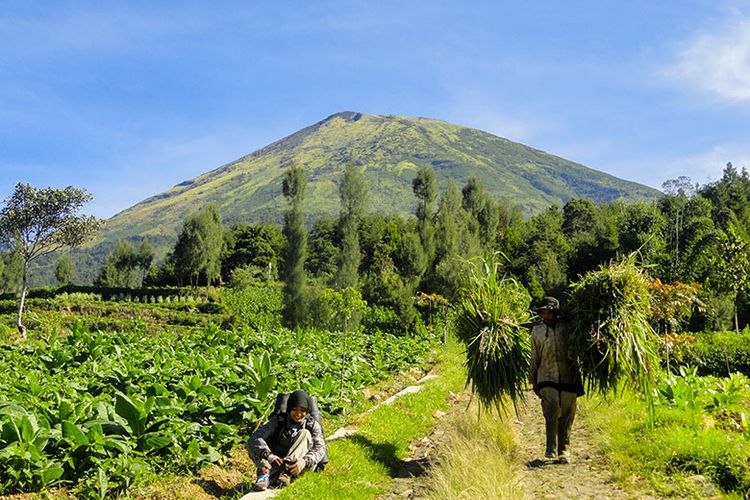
[544,450,557,459]
[252,471,270,491]
[558,450,571,463]
[277,472,292,488]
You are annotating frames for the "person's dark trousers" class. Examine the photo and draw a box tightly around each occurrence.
[539,387,577,455]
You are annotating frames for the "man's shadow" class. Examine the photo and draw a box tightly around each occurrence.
[349,434,430,479]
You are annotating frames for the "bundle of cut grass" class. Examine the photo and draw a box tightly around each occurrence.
[569,254,660,398]
[455,255,532,411]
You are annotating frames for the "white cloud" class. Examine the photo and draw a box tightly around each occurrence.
[662,144,750,186]
[670,14,750,103]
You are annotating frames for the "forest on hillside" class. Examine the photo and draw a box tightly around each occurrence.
[11,162,743,333]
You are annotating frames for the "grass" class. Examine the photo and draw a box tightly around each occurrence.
[274,337,466,499]
[422,400,523,499]
[275,334,525,499]
[580,383,750,498]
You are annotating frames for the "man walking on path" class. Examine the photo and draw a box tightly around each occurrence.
[529,296,584,463]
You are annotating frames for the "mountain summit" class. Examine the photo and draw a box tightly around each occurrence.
[101,111,660,245]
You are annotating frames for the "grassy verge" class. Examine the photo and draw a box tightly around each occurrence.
[274,338,466,499]
[422,400,522,499]
[580,390,750,498]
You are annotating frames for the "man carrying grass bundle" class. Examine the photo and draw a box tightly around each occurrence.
[529,296,584,463]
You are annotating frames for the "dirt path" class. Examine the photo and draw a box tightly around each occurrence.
[381,389,661,500]
[514,395,647,499]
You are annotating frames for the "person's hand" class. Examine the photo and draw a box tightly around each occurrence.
[268,454,283,467]
[287,457,306,476]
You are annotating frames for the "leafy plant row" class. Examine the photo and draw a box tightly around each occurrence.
[0,321,434,497]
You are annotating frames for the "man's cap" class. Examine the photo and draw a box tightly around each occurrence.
[536,296,560,312]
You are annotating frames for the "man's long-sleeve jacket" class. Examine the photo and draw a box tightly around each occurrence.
[529,319,582,390]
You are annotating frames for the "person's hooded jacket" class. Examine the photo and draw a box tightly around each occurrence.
[248,391,327,470]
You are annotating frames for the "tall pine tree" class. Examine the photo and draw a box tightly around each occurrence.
[335,164,367,289]
[412,166,437,266]
[282,165,308,327]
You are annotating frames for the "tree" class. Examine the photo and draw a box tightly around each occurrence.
[171,203,224,285]
[221,223,284,281]
[335,164,367,289]
[462,176,498,249]
[562,199,618,280]
[0,183,100,338]
[282,165,308,327]
[307,217,339,281]
[96,240,141,288]
[710,225,750,333]
[495,200,524,258]
[512,205,570,300]
[429,181,476,299]
[55,254,76,285]
[1,250,23,293]
[137,239,154,284]
[412,166,437,263]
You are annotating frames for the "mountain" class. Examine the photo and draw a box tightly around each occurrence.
[99,111,660,246]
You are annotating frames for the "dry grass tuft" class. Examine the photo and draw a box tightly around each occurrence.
[424,400,524,499]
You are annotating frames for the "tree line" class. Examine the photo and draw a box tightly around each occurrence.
[3,161,750,333]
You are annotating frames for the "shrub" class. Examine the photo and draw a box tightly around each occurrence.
[676,330,750,376]
[362,305,405,335]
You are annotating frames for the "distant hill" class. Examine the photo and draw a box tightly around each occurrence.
[101,111,659,239]
[33,111,662,284]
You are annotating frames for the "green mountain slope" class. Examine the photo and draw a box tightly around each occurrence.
[100,111,660,245]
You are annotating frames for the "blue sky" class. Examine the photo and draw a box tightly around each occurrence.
[2,1,750,219]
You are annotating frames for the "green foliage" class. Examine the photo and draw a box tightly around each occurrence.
[709,224,750,333]
[563,198,619,281]
[0,183,100,337]
[588,369,750,497]
[335,164,367,290]
[462,176,499,249]
[169,204,224,286]
[227,264,272,288]
[361,242,419,331]
[428,181,477,300]
[0,184,100,261]
[413,166,437,264]
[221,223,284,282]
[454,255,532,411]
[0,299,435,496]
[306,217,339,281]
[282,166,308,328]
[54,254,76,285]
[676,330,750,376]
[318,287,367,333]
[395,231,427,279]
[222,284,283,330]
[95,240,145,288]
[511,205,569,300]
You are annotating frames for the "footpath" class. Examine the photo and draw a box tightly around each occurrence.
[514,396,637,499]
[157,343,653,499]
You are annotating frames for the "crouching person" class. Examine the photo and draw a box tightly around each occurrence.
[248,390,327,491]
